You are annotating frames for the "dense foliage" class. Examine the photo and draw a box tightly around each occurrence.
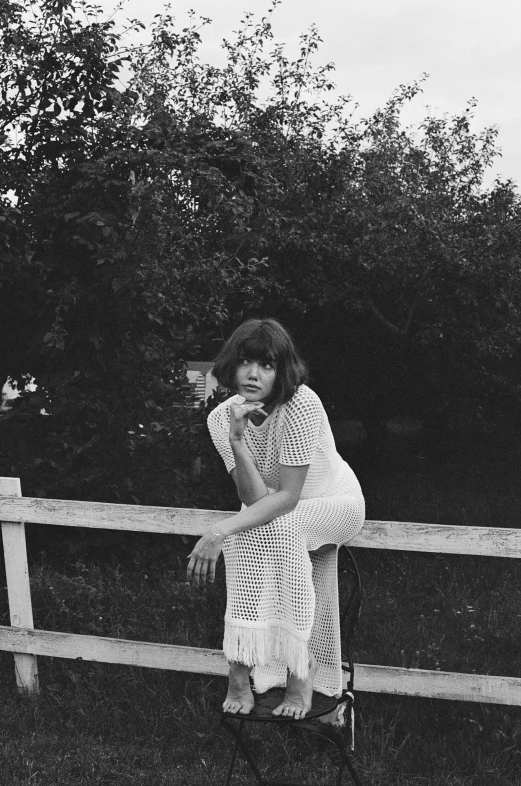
[1,0,520,503]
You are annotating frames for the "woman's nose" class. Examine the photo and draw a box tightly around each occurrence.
[248,363,259,378]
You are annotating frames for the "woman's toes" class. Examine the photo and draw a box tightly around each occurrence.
[223,695,254,714]
[224,699,241,713]
[272,700,309,719]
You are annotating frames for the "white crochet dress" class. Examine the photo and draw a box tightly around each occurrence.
[207,384,365,696]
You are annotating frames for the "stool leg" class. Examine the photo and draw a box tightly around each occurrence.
[342,756,363,786]
[223,721,241,786]
[336,716,363,786]
[221,716,266,784]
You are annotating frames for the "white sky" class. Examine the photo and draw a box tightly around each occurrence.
[96,0,521,188]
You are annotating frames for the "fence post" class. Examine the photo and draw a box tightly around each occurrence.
[0,477,39,695]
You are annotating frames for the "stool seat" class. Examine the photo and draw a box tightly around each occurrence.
[223,688,341,723]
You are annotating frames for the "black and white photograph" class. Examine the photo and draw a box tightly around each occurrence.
[1,1,520,784]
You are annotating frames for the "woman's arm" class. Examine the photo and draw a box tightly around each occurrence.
[230,441,269,506]
[187,463,309,584]
[224,463,308,534]
[228,399,269,505]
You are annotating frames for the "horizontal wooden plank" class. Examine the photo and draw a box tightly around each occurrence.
[355,520,521,558]
[1,627,520,705]
[355,664,521,705]
[0,496,225,536]
[0,626,228,676]
[1,496,521,557]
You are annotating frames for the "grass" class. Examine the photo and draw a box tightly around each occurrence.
[1,542,520,785]
[1,654,520,785]
[1,434,521,785]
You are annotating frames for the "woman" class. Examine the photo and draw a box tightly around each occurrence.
[187,319,365,720]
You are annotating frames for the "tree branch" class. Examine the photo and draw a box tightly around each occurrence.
[367,299,405,335]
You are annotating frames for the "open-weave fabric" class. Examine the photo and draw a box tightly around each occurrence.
[207,384,365,696]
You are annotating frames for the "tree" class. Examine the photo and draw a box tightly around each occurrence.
[268,87,521,437]
[1,0,520,504]
[0,0,241,502]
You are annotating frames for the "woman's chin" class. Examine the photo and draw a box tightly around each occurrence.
[240,391,264,403]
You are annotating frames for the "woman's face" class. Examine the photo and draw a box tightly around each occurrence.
[235,356,277,404]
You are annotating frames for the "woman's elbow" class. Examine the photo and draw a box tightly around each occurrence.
[279,489,300,514]
[241,490,270,507]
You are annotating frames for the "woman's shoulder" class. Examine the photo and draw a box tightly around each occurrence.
[286,384,324,414]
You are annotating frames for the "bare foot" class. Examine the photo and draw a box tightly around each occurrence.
[223,662,255,715]
[317,701,345,726]
[272,654,318,720]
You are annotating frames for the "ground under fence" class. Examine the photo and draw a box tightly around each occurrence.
[1,477,520,705]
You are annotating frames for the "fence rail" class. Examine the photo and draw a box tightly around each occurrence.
[1,477,520,704]
[2,494,521,558]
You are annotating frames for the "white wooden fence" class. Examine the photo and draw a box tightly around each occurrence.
[1,476,520,705]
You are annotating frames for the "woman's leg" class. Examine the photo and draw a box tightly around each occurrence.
[308,543,342,695]
[271,544,336,718]
[221,492,363,706]
[223,661,255,714]
[271,651,318,719]
[223,518,315,691]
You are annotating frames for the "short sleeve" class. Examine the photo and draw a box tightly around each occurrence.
[207,403,236,474]
[279,386,324,466]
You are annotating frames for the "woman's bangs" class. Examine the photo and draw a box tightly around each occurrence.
[238,333,278,365]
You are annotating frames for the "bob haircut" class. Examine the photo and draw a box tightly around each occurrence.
[212,318,309,406]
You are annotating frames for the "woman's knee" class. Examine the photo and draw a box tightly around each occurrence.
[308,543,336,557]
[262,515,308,554]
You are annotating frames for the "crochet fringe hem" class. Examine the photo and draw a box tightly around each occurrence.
[223,622,310,680]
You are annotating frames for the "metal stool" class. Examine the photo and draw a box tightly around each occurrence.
[220,545,363,786]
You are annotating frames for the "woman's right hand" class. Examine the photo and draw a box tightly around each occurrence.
[229,401,267,442]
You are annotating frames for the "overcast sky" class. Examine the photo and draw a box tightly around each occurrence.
[97,0,521,189]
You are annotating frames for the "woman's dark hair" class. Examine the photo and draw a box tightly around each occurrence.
[212,318,309,405]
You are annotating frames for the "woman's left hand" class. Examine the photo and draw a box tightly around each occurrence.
[186,529,225,585]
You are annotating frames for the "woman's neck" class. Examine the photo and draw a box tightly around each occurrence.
[249,399,276,425]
